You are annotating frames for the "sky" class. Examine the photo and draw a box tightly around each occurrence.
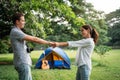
[86,0,120,14]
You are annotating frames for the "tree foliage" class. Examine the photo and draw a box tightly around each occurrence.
[0,0,21,39]
[70,0,109,45]
[0,0,110,53]
[0,0,22,53]
[106,8,120,48]
[105,8,120,26]
[107,23,120,47]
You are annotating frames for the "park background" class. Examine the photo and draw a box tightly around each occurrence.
[0,0,120,80]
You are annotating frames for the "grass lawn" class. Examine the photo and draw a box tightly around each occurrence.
[0,49,120,80]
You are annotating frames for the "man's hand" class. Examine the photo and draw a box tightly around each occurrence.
[49,42,57,48]
[49,42,68,47]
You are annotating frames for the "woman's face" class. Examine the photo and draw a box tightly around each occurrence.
[80,27,90,38]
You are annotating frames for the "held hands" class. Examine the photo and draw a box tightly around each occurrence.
[49,42,59,48]
[48,42,68,47]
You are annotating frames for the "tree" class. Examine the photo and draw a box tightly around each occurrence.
[69,0,109,45]
[106,8,120,48]
[0,0,85,53]
[0,0,21,53]
[0,0,20,39]
[94,45,111,66]
[105,8,120,26]
[107,23,120,47]
[0,0,110,53]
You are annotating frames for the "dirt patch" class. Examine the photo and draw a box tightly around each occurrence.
[0,62,13,65]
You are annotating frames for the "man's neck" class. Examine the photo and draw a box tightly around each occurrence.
[15,25,21,29]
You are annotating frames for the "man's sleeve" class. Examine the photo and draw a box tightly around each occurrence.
[12,29,26,40]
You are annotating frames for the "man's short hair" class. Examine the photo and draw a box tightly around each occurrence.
[12,12,24,24]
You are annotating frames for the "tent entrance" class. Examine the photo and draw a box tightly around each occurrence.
[43,51,64,69]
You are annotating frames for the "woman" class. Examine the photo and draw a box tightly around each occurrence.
[53,25,99,80]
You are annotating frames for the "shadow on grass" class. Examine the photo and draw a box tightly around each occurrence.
[0,57,13,65]
[0,56,75,66]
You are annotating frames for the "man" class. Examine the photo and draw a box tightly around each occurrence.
[10,12,52,80]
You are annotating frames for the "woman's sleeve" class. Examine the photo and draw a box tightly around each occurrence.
[67,39,91,47]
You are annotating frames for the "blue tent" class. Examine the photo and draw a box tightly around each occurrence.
[35,47,71,69]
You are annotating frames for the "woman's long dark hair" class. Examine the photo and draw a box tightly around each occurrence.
[82,25,99,44]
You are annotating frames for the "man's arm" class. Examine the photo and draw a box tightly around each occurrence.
[23,35,50,45]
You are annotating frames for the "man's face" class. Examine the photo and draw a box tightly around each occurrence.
[16,16,25,29]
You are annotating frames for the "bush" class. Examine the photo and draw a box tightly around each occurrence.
[94,45,112,66]
[0,40,9,53]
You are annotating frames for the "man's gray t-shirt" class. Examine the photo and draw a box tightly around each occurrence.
[10,27,32,67]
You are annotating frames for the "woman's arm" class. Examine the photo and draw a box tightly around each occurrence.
[55,42,69,47]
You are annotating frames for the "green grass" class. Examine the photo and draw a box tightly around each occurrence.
[91,49,120,80]
[0,49,120,80]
